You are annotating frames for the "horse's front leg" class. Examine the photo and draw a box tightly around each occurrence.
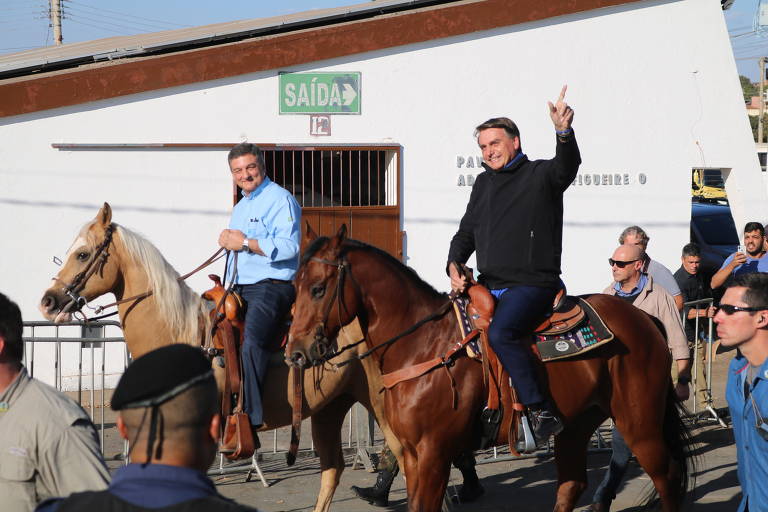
[404,442,452,512]
[310,395,355,512]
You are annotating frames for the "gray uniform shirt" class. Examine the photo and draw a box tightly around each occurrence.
[0,367,109,512]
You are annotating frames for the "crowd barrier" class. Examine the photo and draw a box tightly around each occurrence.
[21,320,377,487]
[680,298,727,428]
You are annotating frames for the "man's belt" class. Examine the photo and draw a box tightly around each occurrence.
[259,278,293,285]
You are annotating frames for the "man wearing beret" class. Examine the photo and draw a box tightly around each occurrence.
[37,344,260,512]
[0,291,109,512]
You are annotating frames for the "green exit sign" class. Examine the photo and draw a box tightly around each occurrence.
[279,72,361,115]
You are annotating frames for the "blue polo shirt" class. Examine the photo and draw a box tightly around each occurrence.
[726,353,768,512]
[228,177,301,284]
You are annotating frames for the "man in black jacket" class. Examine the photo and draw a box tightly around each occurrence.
[447,85,580,444]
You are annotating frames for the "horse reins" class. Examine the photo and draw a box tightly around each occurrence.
[53,223,226,320]
[306,255,453,367]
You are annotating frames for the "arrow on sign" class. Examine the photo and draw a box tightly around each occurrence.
[342,83,357,106]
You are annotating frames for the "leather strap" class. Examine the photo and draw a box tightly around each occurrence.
[381,330,480,389]
[286,366,304,466]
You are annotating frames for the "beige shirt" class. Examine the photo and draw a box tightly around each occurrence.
[0,367,109,512]
[603,275,689,361]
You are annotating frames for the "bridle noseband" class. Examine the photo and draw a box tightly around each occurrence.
[306,255,360,362]
[56,223,115,315]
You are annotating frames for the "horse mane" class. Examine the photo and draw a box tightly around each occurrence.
[110,223,206,345]
[302,236,443,299]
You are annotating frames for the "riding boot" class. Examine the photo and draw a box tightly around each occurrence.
[452,451,485,503]
[529,402,564,446]
[351,466,399,507]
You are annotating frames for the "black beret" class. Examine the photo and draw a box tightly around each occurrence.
[112,344,213,411]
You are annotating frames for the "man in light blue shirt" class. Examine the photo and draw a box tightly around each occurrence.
[218,143,301,432]
[716,273,768,512]
[712,222,768,291]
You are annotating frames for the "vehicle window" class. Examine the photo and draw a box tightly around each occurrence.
[702,170,725,188]
[692,213,739,245]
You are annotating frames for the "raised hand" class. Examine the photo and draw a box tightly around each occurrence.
[547,84,574,132]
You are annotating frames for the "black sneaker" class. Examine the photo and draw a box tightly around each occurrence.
[530,407,564,445]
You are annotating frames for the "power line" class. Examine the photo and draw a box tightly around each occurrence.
[63,5,178,33]
[64,0,189,28]
[64,17,132,36]
[64,11,164,34]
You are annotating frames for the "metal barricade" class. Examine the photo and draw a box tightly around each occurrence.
[680,298,727,427]
[21,320,376,486]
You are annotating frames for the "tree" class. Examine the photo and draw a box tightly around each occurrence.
[741,75,758,103]
[749,113,768,142]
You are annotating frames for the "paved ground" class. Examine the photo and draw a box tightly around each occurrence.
[94,346,741,512]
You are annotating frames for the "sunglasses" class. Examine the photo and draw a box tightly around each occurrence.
[608,258,638,268]
[718,304,768,315]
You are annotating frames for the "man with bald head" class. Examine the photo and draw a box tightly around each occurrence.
[587,244,691,511]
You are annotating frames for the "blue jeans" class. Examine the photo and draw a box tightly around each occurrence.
[237,280,295,427]
[487,285,557,406]
[592,426,632,505]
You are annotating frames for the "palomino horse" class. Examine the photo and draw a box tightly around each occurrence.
[38,203,405,512]
[286,225,693,512]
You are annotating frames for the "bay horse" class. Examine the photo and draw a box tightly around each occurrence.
[38,203,405,512]
[286,225,693,512]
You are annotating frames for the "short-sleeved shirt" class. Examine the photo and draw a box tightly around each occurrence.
[0,367,109,512]
[719,252,768,278]
[726,354,768,512]
[646,258,681,297]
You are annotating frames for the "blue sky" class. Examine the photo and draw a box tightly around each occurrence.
[1,0,767,81]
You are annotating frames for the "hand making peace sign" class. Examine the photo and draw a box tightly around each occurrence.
[548,84,574,132]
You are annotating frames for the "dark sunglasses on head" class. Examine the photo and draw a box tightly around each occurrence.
[608,258,638,268]
[718,304,768,315]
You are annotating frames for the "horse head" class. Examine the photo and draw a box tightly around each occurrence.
[40,203,122,322]
[287,223,361,368]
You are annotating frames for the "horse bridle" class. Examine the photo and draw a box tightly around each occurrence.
[305,255,361,362]
[55,223,115,316]
[301,253,454,367]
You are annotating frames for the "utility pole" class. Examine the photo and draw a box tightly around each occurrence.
[50,0,62,45]
[760,57,765,144]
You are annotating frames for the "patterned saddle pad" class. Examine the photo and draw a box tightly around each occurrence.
[535,296,614,362]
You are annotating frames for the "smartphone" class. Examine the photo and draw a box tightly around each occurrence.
[737,245,745,254]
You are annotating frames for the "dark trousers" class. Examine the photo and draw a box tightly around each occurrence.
[592,426,632,505]
[237,281,295,427]
[487,285,557,406]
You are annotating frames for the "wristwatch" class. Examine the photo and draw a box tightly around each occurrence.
[677,375,691,385]
[241,237,250,253]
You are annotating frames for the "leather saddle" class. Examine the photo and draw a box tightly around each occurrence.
[458,271,584,454]
[202,274,255,460]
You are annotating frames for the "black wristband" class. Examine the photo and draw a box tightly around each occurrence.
[677,375,691,385]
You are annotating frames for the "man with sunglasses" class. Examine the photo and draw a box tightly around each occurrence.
[718,273,768,512]
[711,222,767,290]
[588,244,690,512]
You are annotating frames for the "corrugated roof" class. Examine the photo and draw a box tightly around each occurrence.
[0,0,449,79]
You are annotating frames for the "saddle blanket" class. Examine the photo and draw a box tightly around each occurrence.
[535,297,614,362]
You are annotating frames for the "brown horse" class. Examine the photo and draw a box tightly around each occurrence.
[38,203,405,512]
[286,225,693,512]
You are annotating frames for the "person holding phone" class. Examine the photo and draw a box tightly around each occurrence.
[711,222,768,290]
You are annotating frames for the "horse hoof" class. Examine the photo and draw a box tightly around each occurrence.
[451,482,485,503]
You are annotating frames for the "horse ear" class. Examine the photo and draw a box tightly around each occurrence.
[97,202,112,226]
[304,221,318,243]
[335,224,348,243]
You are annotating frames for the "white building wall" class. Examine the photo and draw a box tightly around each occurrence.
[0,0,765,386]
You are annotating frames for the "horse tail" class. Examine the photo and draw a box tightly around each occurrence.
[642,385,697,509]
